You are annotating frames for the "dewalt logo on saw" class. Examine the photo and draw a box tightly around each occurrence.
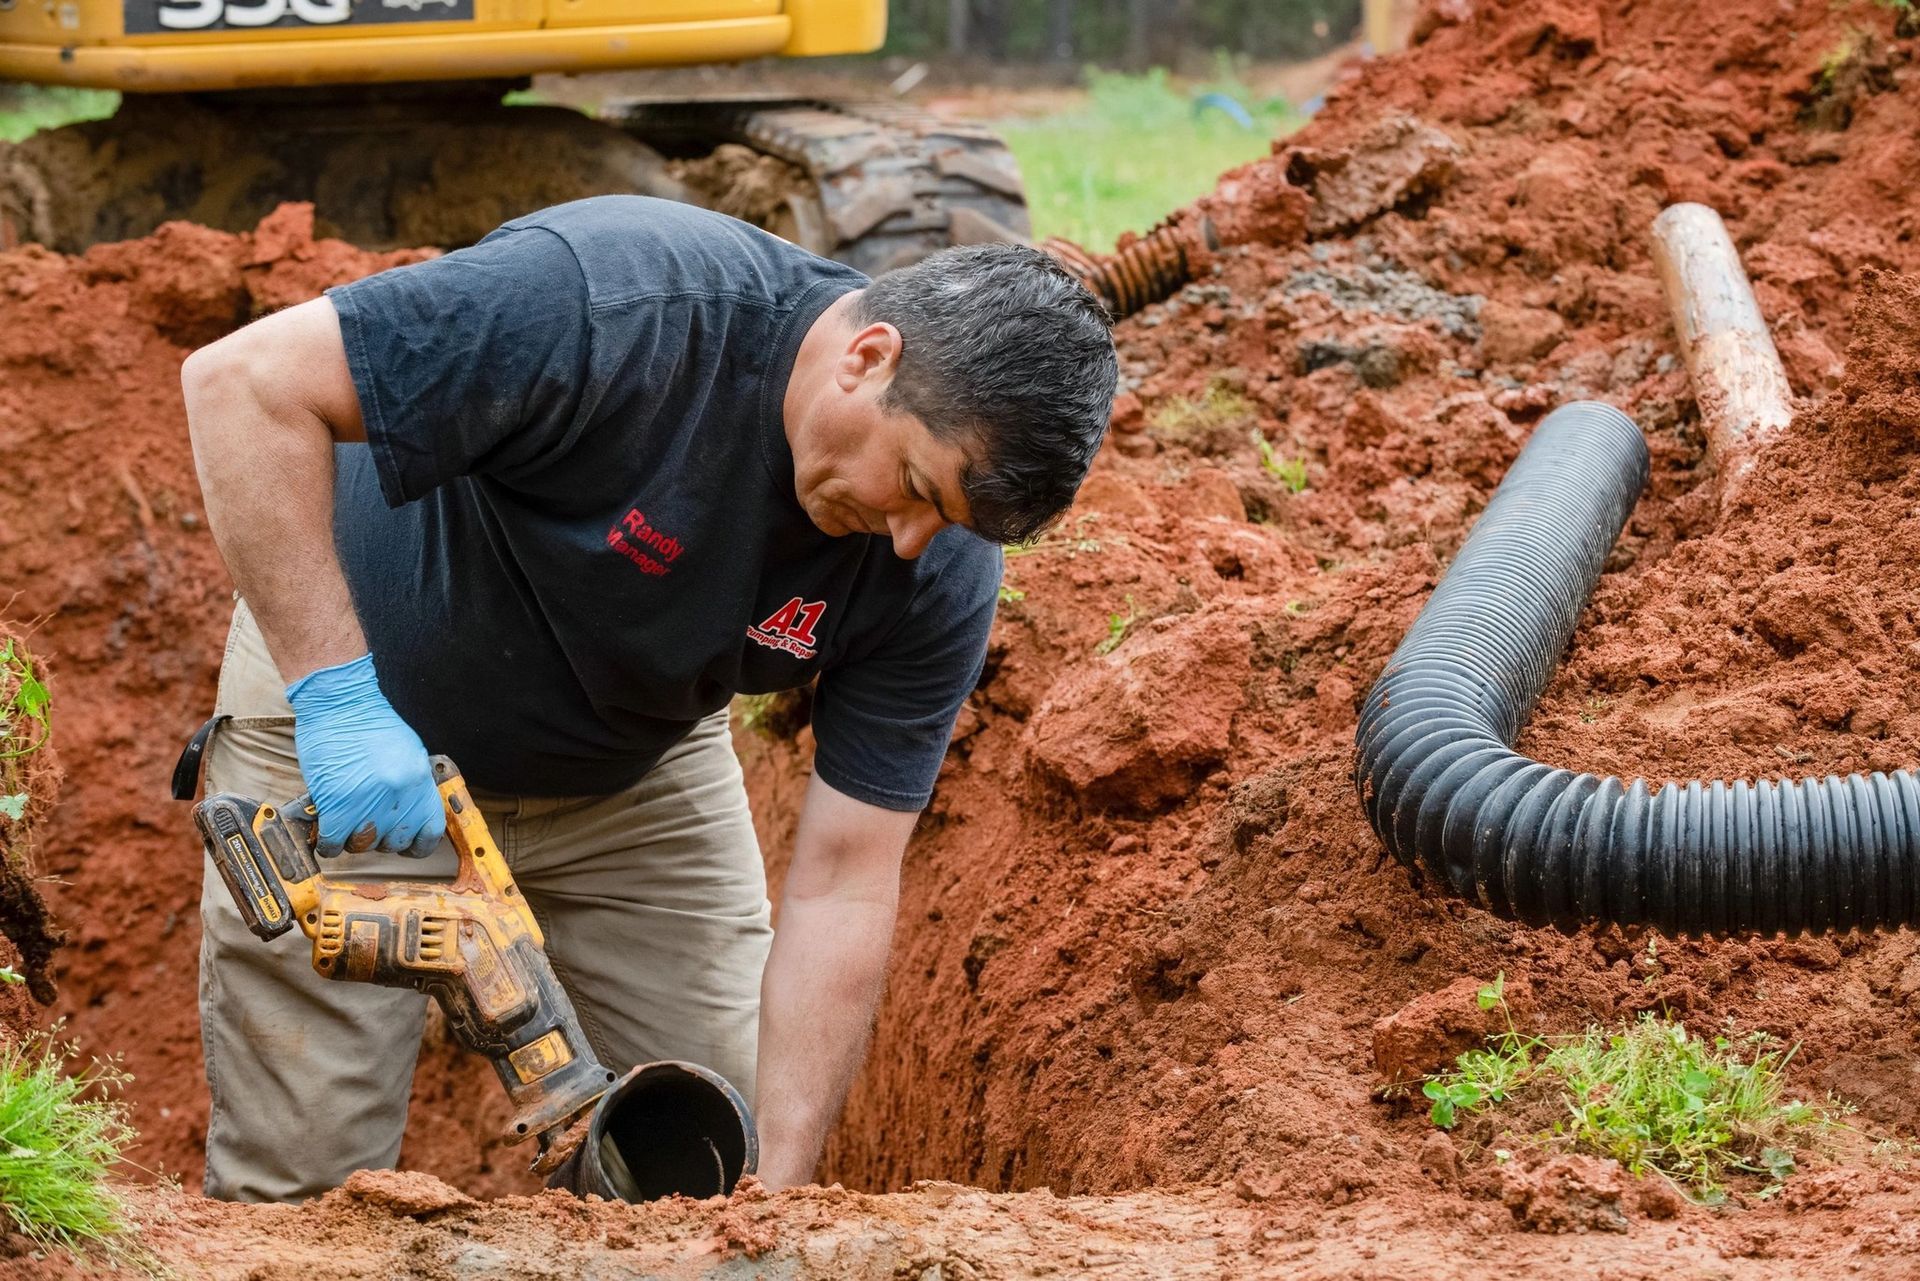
[223,831,285,930]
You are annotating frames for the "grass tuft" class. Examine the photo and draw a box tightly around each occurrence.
[1424,975,1839,1200]
[0,1035,134,1253]
[1148,379,1255,441]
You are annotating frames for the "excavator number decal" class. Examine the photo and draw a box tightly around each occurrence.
[125,0,471,34]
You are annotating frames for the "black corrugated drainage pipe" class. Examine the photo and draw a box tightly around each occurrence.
[1354,400,1920,937]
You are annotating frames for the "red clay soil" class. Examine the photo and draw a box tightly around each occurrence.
[7,0,1920,1273]
[0,1166,1913,1279]
[812,0,1920,1207]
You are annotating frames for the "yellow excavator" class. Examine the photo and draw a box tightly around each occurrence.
[0,0,1030,270]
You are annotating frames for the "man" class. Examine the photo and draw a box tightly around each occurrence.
[180,195,1117,1203]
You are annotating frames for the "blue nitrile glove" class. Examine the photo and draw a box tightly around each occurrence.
[285,653,445,858]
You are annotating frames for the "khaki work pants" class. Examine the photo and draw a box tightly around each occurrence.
[198,600,773,1203]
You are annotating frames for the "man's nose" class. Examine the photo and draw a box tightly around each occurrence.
[888,509,944,559]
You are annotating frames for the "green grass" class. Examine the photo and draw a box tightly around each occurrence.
[0,86,119,144]
[0,1036,135,1253]
[994,67,1301,251]
[1422,976,1838,1200]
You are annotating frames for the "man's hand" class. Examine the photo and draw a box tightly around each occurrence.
[286,654,444,857]
[754,774,916,1190]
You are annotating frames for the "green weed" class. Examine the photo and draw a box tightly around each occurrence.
[1,639,51,828]
[1095,594,1137,656]
[1816,30,1866,91]
[733,693,772,724]
[1,640,50,763]
[1422,974,1532,1127]
[732,692,780,736]
[1422,976,1839,1199]
[0,1035,135,1254]
[732,689,813,740]
[0,87,118,145]
[1148,379,1255,441]
[993,66,1300,249]
[996,584,1027,606]
[1251,430,1308,492]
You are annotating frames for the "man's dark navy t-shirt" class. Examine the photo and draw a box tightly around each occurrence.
[324,196,1002,810]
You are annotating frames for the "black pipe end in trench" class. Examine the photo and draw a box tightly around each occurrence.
[549,1060,757,1201]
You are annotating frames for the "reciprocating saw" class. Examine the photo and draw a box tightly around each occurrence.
[192,754,755,1198]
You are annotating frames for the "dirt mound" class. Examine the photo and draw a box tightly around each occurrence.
[801,0,1920,1201]
[6,0,1920,1266]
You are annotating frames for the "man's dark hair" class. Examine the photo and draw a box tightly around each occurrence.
[855,243,1117,544]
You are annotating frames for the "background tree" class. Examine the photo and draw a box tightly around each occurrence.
[892,0,1363,65]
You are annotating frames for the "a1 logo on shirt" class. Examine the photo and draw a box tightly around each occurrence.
[749,597,827,660]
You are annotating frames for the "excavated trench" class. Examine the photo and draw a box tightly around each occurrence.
[5,0,1920,1272]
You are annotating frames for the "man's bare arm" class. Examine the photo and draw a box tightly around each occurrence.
[754,774,916,1189]
[182,296,367,685]
[182,296,443,856]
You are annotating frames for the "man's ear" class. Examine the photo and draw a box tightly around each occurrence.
[835,321,903,392]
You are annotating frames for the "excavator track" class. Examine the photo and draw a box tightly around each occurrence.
[0,90,1030,276]
[607,98,1032,276]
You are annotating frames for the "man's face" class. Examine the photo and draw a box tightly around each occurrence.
[791,319,976,560]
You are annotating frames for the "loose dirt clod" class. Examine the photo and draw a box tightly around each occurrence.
[1372,975,1534,1088]
[1500,1154,1632,1234]
[337,1168,477,1218]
